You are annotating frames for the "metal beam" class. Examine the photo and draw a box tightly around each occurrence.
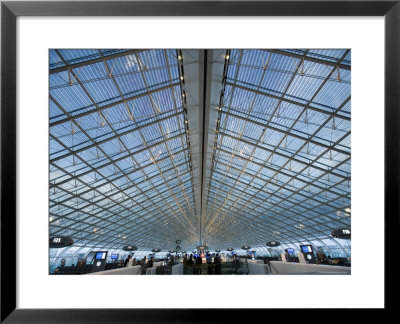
[50,132,185,188]
[266,49,351,71]
[49,49,145,74]
[225,81,351,122]
[49,82,180,127]
[216,132,350,179]
[50,110,182,163]
[222,110,350,156]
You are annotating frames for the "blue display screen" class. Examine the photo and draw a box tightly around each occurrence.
[301,246,312,253]
[110,254,118,259]
[287,248,294,254]
[96,252,106,260]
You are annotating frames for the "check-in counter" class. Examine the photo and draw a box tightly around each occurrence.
[87,265,142,275]
[247,259,264,264]
[153,261,165,267]
[247,262,271,275]
[146,267,157,275]
[269,261,351,275]
[172,263,183,275]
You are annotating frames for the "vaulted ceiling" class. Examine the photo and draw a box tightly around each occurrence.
[49,49,351,253]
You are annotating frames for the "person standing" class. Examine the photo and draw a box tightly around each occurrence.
[124,255,132,267]
[214,253,221,275]
[148,256,154,268]
[195,255,202,274]
[206,253,213,274]
[141,256,147,274]
[187,254,195,274]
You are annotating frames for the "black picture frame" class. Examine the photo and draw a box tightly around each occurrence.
[1,0,398,322]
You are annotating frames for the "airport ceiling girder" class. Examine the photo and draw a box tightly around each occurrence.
[203,208,340,252]
[51,211,195,249]
[204,183,349,241]
[203,175,347,246]
[213,147,350,197]
[52,50,198,247]
[208,167,349,220]
[124,51,194,219]
[226,81,351,121]
[50,149,190,207]
[204,197,291,239]
[179,49,204,245]
[50,82,181,127]
[49,49,146,74]
[50,154,193,208]
[223,49,350,122]
[50,175,195,234]
[209,157,348,225]
[49,48,199,253]
[214,92,351,173]
[50,131,187,187]
[264,49,351,71]
[49,162,195,230]
[50,175,194,230]
[206,97,350,213]
[203,47,350,248]
[204,178,348,235]
[224,82,351,122]
[199,49,229,244]
[52,96,167,205]
[50,205,192,244]
[205,180,349,231]
[52,56,193,225]
[56,186,196,231]
[50,224,172,248]
[50,184,195,236]
[206,176,350,222]
[205,190,346,236]
[215,134,350,180]
[50,111,183,163]
[220,110,350,156]
[53,228,184,251]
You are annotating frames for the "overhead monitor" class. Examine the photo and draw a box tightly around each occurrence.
[110,254,118,260]
[301,245,313,253]
[95,252,107,260]
[90,251,108,273]
[287,248,294,254]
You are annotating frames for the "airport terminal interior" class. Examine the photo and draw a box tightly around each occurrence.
[49,49,351,275]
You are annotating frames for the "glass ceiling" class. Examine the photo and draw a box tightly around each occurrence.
[203,49,351,251]
[50,49,199,252]
[49,49,351,261]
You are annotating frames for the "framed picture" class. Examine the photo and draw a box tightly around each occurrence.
[1,0,398,321]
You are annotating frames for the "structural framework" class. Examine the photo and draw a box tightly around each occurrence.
[49,49,351,267]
